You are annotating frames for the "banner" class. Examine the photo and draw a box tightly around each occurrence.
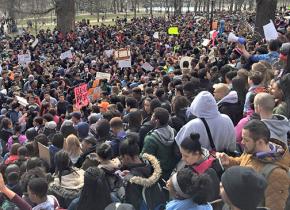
[60,50,73,60]
[18,54,31,65]
[96,72,111,81]
[74,84,89,109]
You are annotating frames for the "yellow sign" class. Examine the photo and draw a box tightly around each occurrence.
[168,27,179,35]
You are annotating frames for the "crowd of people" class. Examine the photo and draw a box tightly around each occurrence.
[0,10,289,210]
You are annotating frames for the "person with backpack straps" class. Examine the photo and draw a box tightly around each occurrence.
[217,120,290,210]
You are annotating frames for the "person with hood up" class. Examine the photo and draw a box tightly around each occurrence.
[142,107,179,180]
[217,120,290,210]
[254,92,290,146]
[176,91,236,153]
[213,83,243,126]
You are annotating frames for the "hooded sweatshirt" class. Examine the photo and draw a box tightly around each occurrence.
[262,114,290,145]
[176,91,236,152]
[142,125,178,180]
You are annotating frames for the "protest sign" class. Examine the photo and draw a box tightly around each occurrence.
[180,56,193,70]
[114,48,131,60]
[96,72,111,81]
[74,84,89,109]
[38,142,50,166]
[202,39,211,47]
[117,59,132,69]
[141,62,154,72]
[18,54,31,65]
[263,20,278,42]
[16,96,29,107]
[153,32,159,39]
[31,38,39,48]
[60,50,73,60]
[104,49,114,57]
[168,27,179,35]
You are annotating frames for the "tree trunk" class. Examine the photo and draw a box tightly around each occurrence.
[248,0,254,10]
[255,0,277,37]
[150,0,153,17]
[55,0,75,34]
[229,0,234,12]
[7,0,16,20]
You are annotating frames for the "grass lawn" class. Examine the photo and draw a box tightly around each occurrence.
[13,11,164,35]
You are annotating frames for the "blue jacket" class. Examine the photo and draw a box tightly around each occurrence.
[250,51,279,64]
[166,199,213,210]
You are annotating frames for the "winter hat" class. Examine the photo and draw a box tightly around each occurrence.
[45,121,57,130]
[88,113,102,125]
[60,120,77,138]
[77,122,90,139]
[25,128,38,141]
[221,166,267,210]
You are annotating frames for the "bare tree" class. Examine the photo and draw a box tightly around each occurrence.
[55,0,75,34]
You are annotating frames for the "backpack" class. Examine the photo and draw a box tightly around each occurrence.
[139,182,166,210]
[259,163,290,210]
[102,168,126,202]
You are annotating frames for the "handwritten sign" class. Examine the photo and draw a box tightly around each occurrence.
[60,50,73,60]
[96,72,111,81]
[74,84,89,109]
[114,49,131,60]
[263,20,278,42]
[18,54,31,65]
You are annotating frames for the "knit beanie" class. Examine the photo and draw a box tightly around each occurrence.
[60,120,77,138]
[221,166,267,210]
[77,122,90,139]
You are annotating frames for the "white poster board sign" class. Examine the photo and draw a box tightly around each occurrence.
[142,62,154,71]
[96,72,111,81]
[104,50,114,57]
[153,32,159,39]
[117,59,131,69]
[18,54,31,65]
[60,50,73,60]
[263,20,278,42]
[31,38,39,48]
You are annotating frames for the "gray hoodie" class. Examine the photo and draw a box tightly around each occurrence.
[154,125,175,146]
[176,91,236,152]
[262,114,290,145]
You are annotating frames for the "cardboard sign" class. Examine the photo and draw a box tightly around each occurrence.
[18,54,31,65]
[74,84,89,109]
[153,32,159,39]
[60,50,73,60]
[114,49,131,60]
[104,50,114,57]
[141,62,154,71]
[168,27,179,35]
[38,142,50,166]
[263,20,278,41]
[96,72,111,81]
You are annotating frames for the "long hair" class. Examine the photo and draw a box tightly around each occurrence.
[77,167,111,210]
[64,134,82,157]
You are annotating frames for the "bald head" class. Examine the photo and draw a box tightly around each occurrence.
[213,83,230,101]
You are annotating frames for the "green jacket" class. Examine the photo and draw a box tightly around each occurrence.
[141,125,178,180]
